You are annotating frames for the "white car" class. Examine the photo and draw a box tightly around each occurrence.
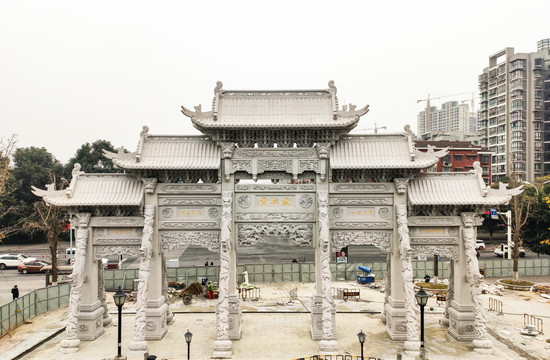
[475,240,486,250]
[0,254,37,270]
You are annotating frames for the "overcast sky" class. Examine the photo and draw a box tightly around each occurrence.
[1,0,549,163]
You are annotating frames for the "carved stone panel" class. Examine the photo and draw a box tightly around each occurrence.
[411,245,458,260]
[234,148,316,158]
[94,246,141,260]
[237,223,313,247]
[89,217,144,227]
[92,227,143,246]
[234,192,316,218]
[236,184,315,192]
[329,205,393,229]
[408,216,461,226]
[331,230,391,251]
[329,195,393,206]
[329,183,393,193]
[159,231,220,253]
[158,184,221,194]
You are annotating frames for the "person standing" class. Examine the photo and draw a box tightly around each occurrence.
[207,281,214,299]
[11,285,19,300]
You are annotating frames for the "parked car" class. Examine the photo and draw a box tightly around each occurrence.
[64,248,76,264]
[18,260,50,274]
[475,240,486,250]
[494,244,526,258]
[0,254,37,270]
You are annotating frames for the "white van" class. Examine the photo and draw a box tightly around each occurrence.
[65,248,76,264]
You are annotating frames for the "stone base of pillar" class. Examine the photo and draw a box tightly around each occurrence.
[128,340,147,358]
[472,338,493,354]
[144,297,168,340]
[439,315,450,327]
[448,301,476,341]
[77,301,105,340]
[59,338,80,353]
[319,339,338,355]
[212,339,232,358]
[403,340,421,357]
[384,297,407,341]
[310,296,336,341]
[228,294,242,340]
[103,310,113,327]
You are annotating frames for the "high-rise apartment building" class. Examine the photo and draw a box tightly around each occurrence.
[478,39,550,183]
[417,101,475,139]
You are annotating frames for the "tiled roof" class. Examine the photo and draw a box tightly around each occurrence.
[415,140,490,152]
[103,136,220,170]
[32,173,143,207]
[408,172,521,206]
[181,82,368,129]
[330,135,445,169]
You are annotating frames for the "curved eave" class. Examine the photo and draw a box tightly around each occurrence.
[189,117,360,130]
[102,149,137,161]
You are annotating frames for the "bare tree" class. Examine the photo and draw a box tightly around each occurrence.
[0,135,21,241]
[24,174,65,282]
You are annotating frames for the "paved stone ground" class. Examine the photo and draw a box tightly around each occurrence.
[1,280,549,360]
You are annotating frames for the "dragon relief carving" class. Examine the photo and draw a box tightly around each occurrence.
[318,191,335,342]
[331,231,391,252]
[394,178,410,194]
[216,191,233,341]
[160,232,219,252]
[463,217,488,340]
[94,246,140,260]
[130,205,155,346]
[333,184,391,192]
[62,213,90,345]
[395,204,419,342]
[238,223,313,247]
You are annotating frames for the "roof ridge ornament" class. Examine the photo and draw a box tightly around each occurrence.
[213,81,223,121]
[66,163,84,198]
[471,161,489,197]
[328,80,338,119]
[403,125,415,162]
[136,126,150,163]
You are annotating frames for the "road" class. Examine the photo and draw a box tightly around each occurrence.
[1,229,547,305]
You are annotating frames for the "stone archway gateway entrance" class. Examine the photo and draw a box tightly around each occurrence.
[33,81,521,357]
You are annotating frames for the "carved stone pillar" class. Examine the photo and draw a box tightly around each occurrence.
[448,212,491,353]
[128,205,155,356]
[98,261,112,327]
[60,213,97,353]
[316,191,338,354]
[440,259,454,327]
[380,252,391,323]
[161,254,174,325]
[212,191,234,358]
[452,213,492,352]
[395,205,420,357]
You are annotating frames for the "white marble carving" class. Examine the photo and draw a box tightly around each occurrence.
[395,205,420,346]
[142,178,158,193]
[237,224,313,247]
[318,191,338,352]
[411,245,458,260]
[160,231,219,252]
[60,213,90,353]
[98,261,112,327]
[129,205,155,354]
[94,246,140,260]
[331,230,391,251]
[462,214,490,350]
[214,191,233,356]
[162,254,174,325]
[394,178,410,194]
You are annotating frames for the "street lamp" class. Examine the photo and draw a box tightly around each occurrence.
[357,329,366,360]
[113,287,126,359]
[415,287,429,359]
[522,180,550,196]
[185,329,193,360]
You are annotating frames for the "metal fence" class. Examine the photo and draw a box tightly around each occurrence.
[0,283,70,338]
[103,258,550,291]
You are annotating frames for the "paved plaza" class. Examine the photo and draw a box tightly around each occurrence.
[1,279,549,360]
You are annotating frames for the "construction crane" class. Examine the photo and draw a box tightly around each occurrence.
[417,91,475,133]
[354,123,387,135]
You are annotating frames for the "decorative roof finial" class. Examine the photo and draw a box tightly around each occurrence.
[214,81,223,94]
[140,126,149,136]
[404,124,413,136]
[328,80,337,94]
